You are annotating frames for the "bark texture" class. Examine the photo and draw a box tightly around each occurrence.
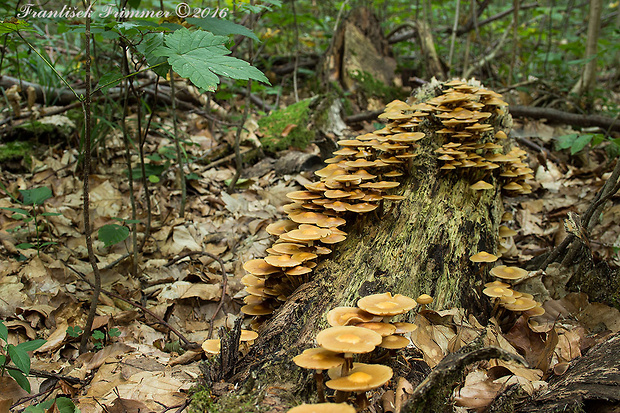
[515,332,620,412]
[214,84,514,410]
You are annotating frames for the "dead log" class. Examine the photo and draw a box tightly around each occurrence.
[210,81,515,410]
[514,332,620,412]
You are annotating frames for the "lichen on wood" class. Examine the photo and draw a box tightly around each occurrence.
[217,80,519,410]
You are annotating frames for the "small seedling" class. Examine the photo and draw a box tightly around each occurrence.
[67,325,121,349]
[23,396,79,413]
[0,185,61,255]
[0,320,46,393]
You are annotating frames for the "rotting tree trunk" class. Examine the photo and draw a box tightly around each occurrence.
[209,84,514,410]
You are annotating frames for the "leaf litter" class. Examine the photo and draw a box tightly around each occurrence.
[0,108,618,412]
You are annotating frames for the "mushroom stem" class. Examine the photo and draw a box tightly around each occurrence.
[341,353,353,377]
[335,390,350,403]
[314,370,325,403]
[355,392,370,410]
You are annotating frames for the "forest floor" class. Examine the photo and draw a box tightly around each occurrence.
[1,91,619,412]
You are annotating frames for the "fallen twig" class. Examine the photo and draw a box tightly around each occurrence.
[65,263,199,349]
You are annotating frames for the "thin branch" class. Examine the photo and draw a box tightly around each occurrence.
[79,4,102,355]
[65,264,198,349]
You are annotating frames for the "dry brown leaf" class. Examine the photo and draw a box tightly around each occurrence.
[180,283,221,301]
[35,322,69,353]
[84,343,135,371]
[454,370,502,409]
[105,398,149,413]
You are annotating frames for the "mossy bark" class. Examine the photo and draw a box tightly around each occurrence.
[208,102,512,410]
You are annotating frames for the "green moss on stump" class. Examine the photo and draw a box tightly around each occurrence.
[258,98,315,152]
[0,141,32,166]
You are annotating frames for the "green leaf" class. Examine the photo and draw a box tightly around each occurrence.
[148,175,160,183]
[156,28,269,92]
[92,330,105,341]
[40,212,62,217]
[0,355,6,366]
[137,32,170,77]
[55,397,79,413]
[109,328,121,337]
[0,20,34,34]
[16,339,46,352]
[571,134,593,154]
[66,326,82,338]
[98,224,130,248]
[8,368,30,393]
[16,243,35,249]
[20,187,52,206]
[0,320,8,342]
[186,17,259,41]
[8,344,31,374]
[0,207,30,217]
[98,70,124,93]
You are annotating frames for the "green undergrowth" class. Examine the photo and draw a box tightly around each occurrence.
[258,98,315,152]
[190,386,267,413]
[0,141,32,167]
[349,69,406,102]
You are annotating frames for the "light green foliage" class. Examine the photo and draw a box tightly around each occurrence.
[556,133,620,156]
[348,69,406,102]
[98,223,130,248]
[0,320,46,393]
[24,397,80,413]
[155,28,270,92]
[258,98,314,152]
[66,326,121,349]
[0,141,32,165]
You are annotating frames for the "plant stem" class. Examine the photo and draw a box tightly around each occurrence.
[79,6,102,354]
[120,40,138,278]
[170,70,186,216]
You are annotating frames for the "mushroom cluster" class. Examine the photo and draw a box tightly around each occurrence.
[481,264,545,319]
[292,292,420,407]
[240,79,530,326]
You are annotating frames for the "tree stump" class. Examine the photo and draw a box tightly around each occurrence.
[213,80,518,410]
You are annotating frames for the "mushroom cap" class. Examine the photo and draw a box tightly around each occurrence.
[325,362,393,392]
[240,330,259,342]
[484,280,510,288]
[346,203,379,213]
[358,292,417,316]
[392,322,418,334]
[490,265,528,280]
[316,326,382,354]
[243,259,281,276]
[470,251,499,263]
[524,304,546,317]
[326,307,380,326]
[286,225,331,242]
[483,285,514,298]
[498,226,518,237]
[264,254,303,268]
[503,297,538,312]
[266,219,298,236]
[241,302,274,316]
[287,190,321,201]
[357,322,397,337]
[287,403,356,413]
[416,294,433,305]
[470,180,494,190]
[379,334,410,349]
[293,348,345,370]
[202,339,220,354]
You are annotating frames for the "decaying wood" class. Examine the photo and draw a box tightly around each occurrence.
[514,332,620,412]
[510,104,620,133]
[346,105,620,134]
[212,83,511,410]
